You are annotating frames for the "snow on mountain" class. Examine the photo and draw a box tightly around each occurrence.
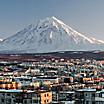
[0,39,3,42]
[0,16,104,53]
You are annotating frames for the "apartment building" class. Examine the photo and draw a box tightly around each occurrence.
[0,89,52,104]
[75,88,96,104]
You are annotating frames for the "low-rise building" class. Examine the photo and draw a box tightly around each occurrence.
[0,89,52,104]
[75,88,96,104]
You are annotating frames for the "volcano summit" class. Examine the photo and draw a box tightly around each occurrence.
[0,17,104,53]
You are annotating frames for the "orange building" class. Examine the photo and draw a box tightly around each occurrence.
[33,90,52,104]
[0,80,21,89]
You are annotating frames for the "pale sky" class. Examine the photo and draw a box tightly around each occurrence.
[0,0,104,40]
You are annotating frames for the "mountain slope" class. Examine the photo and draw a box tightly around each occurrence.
[0,16,104,53]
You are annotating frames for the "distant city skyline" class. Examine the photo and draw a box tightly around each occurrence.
[0,0,104,40]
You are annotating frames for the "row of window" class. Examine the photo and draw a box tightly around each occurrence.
[44,93,49,97]
[1,98,40,104]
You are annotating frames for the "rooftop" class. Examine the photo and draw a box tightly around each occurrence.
[76,88,96,92]
[0,89,50,93]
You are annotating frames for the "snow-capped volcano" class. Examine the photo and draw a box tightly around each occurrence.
[0,16,104,53]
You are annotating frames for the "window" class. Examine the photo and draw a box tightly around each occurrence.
[47,93,49,96]
[6,99,11,103]
[28,94,32,98]
[92,94,95,97]
[30,99,32,103]
[92,101,95,104]
[47,99,49,102]
[32,94,35,96]
[86,93,87,96]
[7,93,10,96]
[44,100,46,103]
[1,99,4,102]
[24,100,27,104]
[44,94,46,97]
[33,99,38,103]
[24,94,27,98]
[86,101,89,104]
